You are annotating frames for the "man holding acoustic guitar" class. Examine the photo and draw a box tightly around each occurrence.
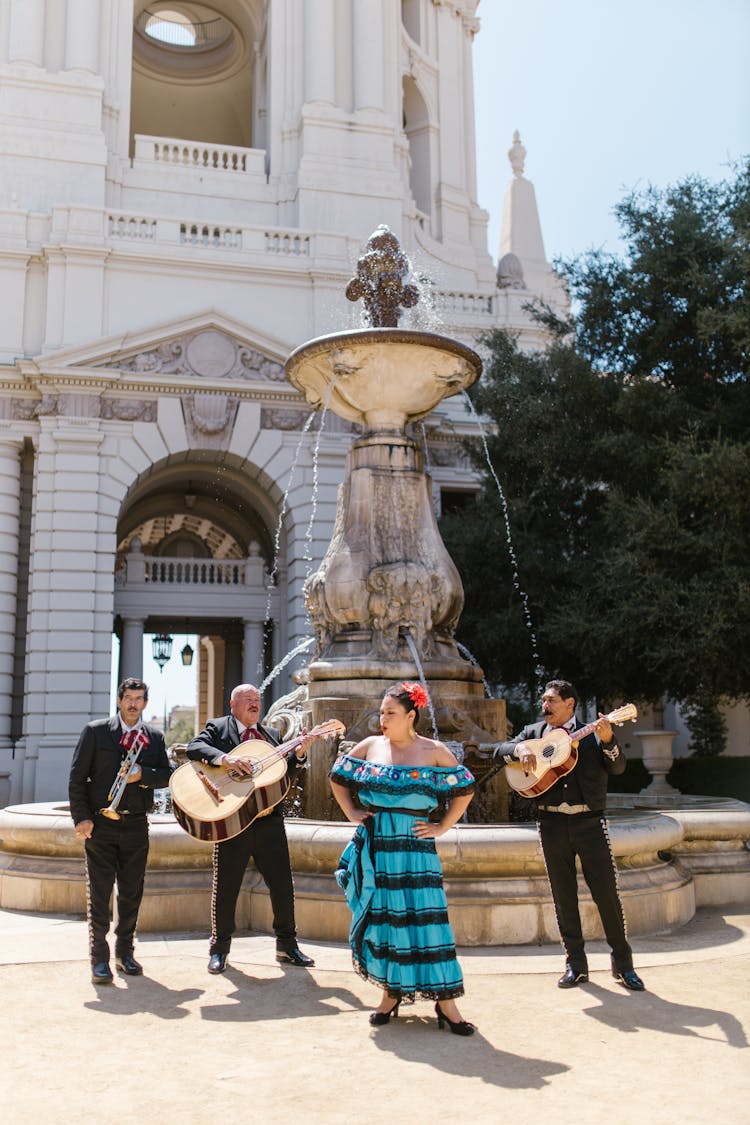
[495,678,645,992]
[184,683,318,974]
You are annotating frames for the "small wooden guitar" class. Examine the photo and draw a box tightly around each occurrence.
[170,719,345,842]
[504,705,638,798]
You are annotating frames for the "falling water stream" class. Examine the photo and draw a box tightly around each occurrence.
[258,635,316,695]
[460,390,543,682]
[303,376,340,575]
[455,640,492,698]
[402,630,439,738]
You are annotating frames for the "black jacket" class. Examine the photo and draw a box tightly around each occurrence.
[494,719,626,812]
[69,716,171,825]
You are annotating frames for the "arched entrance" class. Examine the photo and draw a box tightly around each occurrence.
[114,453,286,725]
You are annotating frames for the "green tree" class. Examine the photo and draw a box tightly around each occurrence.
[166,710,196,748]
[442,162,750,752]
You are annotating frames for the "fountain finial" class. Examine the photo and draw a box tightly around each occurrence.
[345,225,419,327]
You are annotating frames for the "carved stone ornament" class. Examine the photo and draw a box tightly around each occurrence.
[427,439,471,468]
[12,394,60,419]
[261,408,310,431]
[101,398,157,422]
[182,392,239,450]
[108,329,285,382]
[366,561,445,659]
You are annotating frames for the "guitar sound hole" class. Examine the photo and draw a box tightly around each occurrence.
[542,744,555,759]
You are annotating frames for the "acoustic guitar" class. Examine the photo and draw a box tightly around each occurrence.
[170,719,345,842]
[504,705,638,798]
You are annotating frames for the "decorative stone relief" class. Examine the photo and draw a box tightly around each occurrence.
[101,398,157,422]
[107,329,285,382]
[182,392,239,450]
[12,394,59,419]
[261,408,310,431]
[304,568,334,654]
[427,440,471,468]
[367,561,444,659]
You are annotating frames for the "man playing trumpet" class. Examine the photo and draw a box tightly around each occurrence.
[69,678,171,984]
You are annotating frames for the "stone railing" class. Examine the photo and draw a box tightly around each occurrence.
[180,222,242,249]
[105,208,314,259]
[114,551,277,619]
[133,134,266,175]
[435,289,496,317]
[264,231,311,256]
[108,214,157,241]
[145,557,246,586]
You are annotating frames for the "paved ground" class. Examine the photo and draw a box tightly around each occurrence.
[2,905,749,1125]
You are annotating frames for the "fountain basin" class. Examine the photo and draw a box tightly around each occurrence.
[2,799,747,944]
[285,328,481,431]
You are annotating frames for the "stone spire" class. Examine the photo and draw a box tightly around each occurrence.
[497,131,548,290]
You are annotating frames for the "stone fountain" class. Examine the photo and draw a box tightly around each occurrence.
[285,225,506,818]
[1,228,748,944]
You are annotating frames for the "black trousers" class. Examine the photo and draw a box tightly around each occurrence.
[210,812,296,955]
[84,815,149,964]
[538,812,633,974]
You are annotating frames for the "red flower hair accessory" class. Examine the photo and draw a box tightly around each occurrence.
[400,681,429,709]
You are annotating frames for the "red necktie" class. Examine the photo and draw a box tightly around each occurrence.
[241,727,261,742]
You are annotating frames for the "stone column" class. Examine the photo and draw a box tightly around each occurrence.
[304,0,335,103]
[8,0,46,67]
[0,437,22,753]
[352,0,384,111]
[243,620,265,686]
[119,618,144,682]
[64,0,101,73]
[201,637,225,719]
[224,636,243,710]
[20,421,114,801]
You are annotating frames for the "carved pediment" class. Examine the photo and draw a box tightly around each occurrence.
[102,328,285,382]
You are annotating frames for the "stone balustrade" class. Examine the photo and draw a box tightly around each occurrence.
[114,553,277,621]
[134,134,266,175]
[143,557,247,587]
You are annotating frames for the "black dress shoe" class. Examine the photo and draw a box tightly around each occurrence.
[208,952,227,974]
[115,954,143,976]
[558,967,589,988]
[614,969,645,991]
[91,962,113,984]
[275,944,315,967]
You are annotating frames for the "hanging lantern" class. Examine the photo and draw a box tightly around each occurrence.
[180,642,194,666]
[152,633,173,672]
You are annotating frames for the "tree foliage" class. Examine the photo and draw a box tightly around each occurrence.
[441,163,750,751]
[165,710,196,748]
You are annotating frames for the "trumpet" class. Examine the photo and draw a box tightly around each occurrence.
[100,730,149,820]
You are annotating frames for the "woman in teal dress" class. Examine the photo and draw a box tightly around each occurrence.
[329,681,476,1034]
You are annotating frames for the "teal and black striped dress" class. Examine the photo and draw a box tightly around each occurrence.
[330,751,475,1001]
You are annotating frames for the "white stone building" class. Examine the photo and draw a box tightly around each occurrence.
[0,0,566,804]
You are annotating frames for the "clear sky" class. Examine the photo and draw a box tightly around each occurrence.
[122,0,750,721]
[473,0,750,264]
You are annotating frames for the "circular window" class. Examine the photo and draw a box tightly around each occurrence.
[136,5,233,53]
[144,10,197,47]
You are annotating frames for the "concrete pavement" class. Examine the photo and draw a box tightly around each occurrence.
[2,905,749,1124]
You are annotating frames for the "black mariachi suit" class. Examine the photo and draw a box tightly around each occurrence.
[69,716,170,964]
[495,719,633,974]
[186,716,303,955]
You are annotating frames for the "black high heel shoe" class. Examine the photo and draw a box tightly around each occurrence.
[435,1001,476,1036]
[369,999,401,1026]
